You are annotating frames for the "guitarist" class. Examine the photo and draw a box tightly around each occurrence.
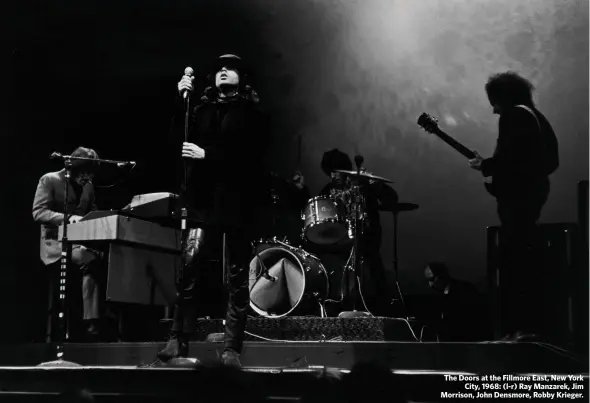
[468,72,559,341]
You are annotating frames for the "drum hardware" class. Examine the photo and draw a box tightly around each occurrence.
[251,241,278,283]
[335,154,372,317]
[277,239,321,262]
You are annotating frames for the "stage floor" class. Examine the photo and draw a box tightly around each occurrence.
[0,341,587,402]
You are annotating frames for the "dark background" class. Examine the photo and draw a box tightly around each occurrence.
[8,0,588,341]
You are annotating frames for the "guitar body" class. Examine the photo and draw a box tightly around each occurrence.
[417,112,496,197]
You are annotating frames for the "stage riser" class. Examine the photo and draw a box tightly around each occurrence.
[194,317,419,342]
[0,342,585,375]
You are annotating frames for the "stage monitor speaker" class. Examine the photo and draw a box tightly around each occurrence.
[487,223,580,348]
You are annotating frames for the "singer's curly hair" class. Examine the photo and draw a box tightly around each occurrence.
[485,71,535,107]
[200,84,260,104]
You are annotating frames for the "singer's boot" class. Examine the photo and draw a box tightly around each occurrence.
[222,263,249,368]
[157,228,205,363]
[157,331,189,361]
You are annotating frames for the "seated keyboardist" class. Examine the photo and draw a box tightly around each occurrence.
[32,146,105,339]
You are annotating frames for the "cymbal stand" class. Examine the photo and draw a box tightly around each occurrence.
[391,210,408,317]
[338,155,370,318]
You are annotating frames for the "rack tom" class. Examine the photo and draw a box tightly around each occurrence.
[302,196,348,245]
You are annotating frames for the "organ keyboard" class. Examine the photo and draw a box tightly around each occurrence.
[59,212,181,252]
[58,212,181,306]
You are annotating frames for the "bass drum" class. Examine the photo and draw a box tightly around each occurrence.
[249,241,328,318]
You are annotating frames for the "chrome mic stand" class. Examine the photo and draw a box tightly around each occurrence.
[38,153,132,367]
[175,81,192,331]
[160,73,200,368]
[37,158,80,367]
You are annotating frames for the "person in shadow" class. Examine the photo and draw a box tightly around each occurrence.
[424,261,489,341]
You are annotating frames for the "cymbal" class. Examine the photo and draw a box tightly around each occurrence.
[333,170,393,184]
[378,202,419,213]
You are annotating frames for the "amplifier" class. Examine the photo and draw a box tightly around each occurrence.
[487,223,580,347]
[576,180,588,354]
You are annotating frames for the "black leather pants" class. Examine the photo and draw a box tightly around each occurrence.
[171,227,251,354]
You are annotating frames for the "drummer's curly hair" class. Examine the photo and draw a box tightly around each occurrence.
[321,149,353,177]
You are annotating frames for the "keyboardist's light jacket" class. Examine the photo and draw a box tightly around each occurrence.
[32,169,97,265]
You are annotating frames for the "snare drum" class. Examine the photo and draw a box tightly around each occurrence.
[302,196,348,245]
[249,241,328,318]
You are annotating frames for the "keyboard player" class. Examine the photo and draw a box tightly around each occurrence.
[32,146,105,339]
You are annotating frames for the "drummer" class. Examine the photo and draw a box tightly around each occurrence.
[318,149,398,315]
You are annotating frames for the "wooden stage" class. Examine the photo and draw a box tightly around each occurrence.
[0,340,587,402]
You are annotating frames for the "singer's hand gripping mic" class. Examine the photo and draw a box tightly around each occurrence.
[182,66,194,99]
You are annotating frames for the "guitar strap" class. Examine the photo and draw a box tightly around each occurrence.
[514,104,540,132]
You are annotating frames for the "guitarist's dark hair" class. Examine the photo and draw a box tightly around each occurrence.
[485,71,535,108]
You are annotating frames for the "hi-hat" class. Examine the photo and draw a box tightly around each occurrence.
[333,170,393,184]
[378,202,419,213]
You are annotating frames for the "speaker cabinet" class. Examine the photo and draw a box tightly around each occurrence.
[576,180,588,354]
[487,223,580,348]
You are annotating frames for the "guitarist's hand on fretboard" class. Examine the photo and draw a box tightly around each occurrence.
[417,112,495,196]
[468,151,484,171]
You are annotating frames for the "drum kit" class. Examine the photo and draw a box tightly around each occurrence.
[248,161,419,319]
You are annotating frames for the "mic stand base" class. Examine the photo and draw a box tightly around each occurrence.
[37,359,82,368]
[337,310,371,319]
[151,357,200,368]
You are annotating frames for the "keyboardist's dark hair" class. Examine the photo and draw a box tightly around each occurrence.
[70,146,100,175]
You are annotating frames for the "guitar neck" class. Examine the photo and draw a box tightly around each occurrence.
[433,129,475,160]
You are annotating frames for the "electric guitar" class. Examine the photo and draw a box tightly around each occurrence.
[417,112,494,196]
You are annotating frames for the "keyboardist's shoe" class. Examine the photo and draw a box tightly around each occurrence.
[157,333,189,361]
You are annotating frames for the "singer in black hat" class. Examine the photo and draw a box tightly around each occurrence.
[157,54,270,367]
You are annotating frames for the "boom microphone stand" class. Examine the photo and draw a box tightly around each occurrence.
[38,153,134,367]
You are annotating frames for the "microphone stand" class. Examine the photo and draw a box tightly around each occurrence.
[38,153,130,367]
[175,91,191,334]
[159,90,199,368]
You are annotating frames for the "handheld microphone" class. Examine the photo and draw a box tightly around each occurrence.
[116,161,136,168]
[182,66,194,99]
[50,152,62,159]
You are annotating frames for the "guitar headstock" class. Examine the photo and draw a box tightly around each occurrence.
[417,113,440,134]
